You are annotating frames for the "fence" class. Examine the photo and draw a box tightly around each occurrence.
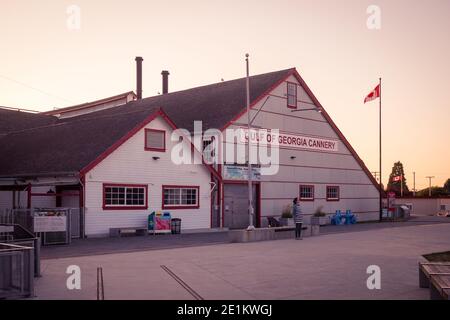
[0,207,84,240]
[0,243,34,299]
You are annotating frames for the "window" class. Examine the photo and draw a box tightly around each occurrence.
[145,129,165,151]
[299,185,314,201]
[440,205,447,211]
[103,184,147,209]
[162,186,199,209]
[326,186,340,201]
[287,82,297,109]
[202,138,216,163]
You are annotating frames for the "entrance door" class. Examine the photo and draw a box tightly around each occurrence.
[223,184,259,229]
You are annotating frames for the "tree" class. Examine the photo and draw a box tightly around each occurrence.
[386,161,410,196]
[444,179,450,194]
[416,186,447,197]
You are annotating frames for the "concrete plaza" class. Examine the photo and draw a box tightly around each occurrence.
[34,220,450,300]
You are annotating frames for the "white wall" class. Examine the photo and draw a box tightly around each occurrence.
[84,116,212,237]
[223,74,380,224]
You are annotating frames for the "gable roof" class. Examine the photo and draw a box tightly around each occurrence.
[0,68,293,177]
[65,68,294,132]
[288,69,381,191]
[0,67,379,192]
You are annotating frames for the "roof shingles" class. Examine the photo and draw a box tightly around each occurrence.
[0,68,293,177]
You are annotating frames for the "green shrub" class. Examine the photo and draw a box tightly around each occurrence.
[313,206,327,217]
[281,204,293,218]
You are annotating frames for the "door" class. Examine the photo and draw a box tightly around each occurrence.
[223,184,259,229]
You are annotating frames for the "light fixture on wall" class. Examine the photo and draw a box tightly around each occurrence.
[152,156,160,161]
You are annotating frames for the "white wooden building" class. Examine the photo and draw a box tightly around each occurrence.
[0,67,380,237]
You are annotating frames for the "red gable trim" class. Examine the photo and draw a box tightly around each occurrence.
[220,68,380,192]
[290,69,380,192]
[220,68,296,132]
[79,108,221,181]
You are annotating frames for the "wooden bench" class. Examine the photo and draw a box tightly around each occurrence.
[109,227,147,238]
[430,274,450,300]
[418,262,450,300]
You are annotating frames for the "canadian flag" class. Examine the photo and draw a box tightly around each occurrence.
[393,175,402,182]
[364,84,380,103]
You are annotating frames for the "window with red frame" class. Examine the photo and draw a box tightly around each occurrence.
[287,82,297,108]
[103,184,147,209]
[145,129,165,151]
[326,186,340,201]
[162,186,199,209]
[299,185,314,201]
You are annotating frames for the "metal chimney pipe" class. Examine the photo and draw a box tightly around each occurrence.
[161,70,170,94]
[135,57,143,99]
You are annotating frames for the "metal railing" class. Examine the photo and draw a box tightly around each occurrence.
[0,243,34,299]
[0,207,84,240]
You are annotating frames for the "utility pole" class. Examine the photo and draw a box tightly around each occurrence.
[426,176,435,197]
[413,172,416,197]
[400,173,404,197]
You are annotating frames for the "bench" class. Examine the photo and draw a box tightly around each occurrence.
[109,227,147,238]
[272,225,311,240]
[418,262,450,300]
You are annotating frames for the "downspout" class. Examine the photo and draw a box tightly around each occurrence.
[78,174,86,239]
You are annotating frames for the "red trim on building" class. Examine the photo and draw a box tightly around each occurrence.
[80,108,221,182]
[326,185,340,202]
[161,185,200,210]
[144,128,166,152]
[299,185,315,201]
[219,68,380,193]
[80,111,163,175]
[289,69,381,193]
[27,184,31,209]
[102,183,148,210]
[220,69,297,132]
[286,81,298,109]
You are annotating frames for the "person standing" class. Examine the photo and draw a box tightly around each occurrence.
[292,197,303,240]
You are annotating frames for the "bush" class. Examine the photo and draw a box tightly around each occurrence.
[281,204,293,218]
[313,206,327,217]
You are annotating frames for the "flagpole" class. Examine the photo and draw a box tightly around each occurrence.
[379,78,382,221]
[246,53,255,230]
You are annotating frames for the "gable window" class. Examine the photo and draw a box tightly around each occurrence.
[299,185,314,201]
[145,129,165,152]
[103,184,147,210]
[287,82,297,109]
[326,186,340,201]
[162,186,199,209]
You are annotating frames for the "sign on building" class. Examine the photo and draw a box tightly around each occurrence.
[224,165,261,181]
[239,128,339,152]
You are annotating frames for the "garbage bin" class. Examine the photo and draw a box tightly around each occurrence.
[171,218,181,234]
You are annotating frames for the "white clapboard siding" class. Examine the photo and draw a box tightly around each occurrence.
[224,74,380,223]
[84,116,211,237]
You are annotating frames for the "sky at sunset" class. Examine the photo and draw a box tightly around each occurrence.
[1,0,449,190]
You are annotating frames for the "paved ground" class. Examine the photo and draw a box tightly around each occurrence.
[41,215,450,259]
[34,217,450,300]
